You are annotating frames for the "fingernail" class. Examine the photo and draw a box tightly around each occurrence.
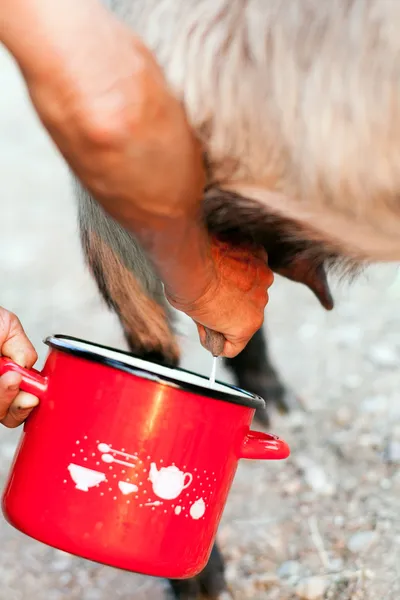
[12,393,39,410]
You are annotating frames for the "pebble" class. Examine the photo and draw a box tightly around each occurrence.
[278,561,304,580]
[328,557,344,572]
[251,573,280,589]
[358,433,382,449]
[295,456,336,496]
[332,326,361,346]
[380,478,392,490]
[334,569,375,583]
[347,531,378,554]
[295,576,329,599]
[384,440,400,464]
[333,515,345,527]
[334,406,353,427]
[216,593,234,600]
[282,479,302,495]
[368,346,398,368]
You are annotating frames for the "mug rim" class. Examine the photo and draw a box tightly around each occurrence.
[45,335,265,410]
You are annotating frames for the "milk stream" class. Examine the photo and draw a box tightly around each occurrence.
[209,356,218,387]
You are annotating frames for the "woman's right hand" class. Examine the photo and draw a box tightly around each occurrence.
[166,239,274,358]
[0,308,39,428]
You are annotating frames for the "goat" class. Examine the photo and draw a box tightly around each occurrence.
[75,1,400,596]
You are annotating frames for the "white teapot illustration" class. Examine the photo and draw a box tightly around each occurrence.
[149,463,193,500]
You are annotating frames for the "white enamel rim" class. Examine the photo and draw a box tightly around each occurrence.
[46,335,261,404]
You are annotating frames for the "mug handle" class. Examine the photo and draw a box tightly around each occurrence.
[240,431,290,460]
[0,357,48,397]
[183,473,193,489]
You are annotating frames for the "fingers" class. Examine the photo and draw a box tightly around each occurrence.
[197,322,264,360]
[0,308,39,428]
[0,371,23,420]
[0,310,38,368]
[0,371,38,428]
[0,384,39,429]
[197,328,247,359]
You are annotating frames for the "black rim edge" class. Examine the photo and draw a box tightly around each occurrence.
[44,335,265,410]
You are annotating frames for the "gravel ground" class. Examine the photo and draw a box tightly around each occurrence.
[1,46,400,600]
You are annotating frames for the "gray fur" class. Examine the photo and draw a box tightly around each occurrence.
[100,0,400,260]
[75,0,400,361]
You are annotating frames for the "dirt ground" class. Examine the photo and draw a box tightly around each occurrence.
[0,46,399,600]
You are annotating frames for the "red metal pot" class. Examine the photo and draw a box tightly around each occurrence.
[1,335,289,579]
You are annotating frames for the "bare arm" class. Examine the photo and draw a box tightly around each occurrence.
[0,0,213,302]
[0,0,273,357]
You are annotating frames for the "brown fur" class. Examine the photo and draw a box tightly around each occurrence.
[82,229,179,362]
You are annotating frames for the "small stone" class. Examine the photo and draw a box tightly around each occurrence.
[334,406,353,426]
[278,561,303,580]
[332,326,361,346]
[295,576,329,599]
[225,563,239,583]
[368,346,398,368]
[283,479,302,495]
[252,573,280,589]
[328,557,344,572]
[295,456,336,496]
[333,515,345,527]
[347,531,378,554]
[287,411,307,429]
[358,433,382,449]
[216,593,234,600]
[384,440,400,464]
[380,478,392,490]
[341,476,358,492]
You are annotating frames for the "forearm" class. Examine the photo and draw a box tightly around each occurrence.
[0,0,212,303]
[135,213,216,307]
[0,0,108,80]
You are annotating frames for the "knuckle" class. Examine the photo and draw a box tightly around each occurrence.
[26,348,38,367]
[8,405,31,424]
[7,311,18,323]
[253,313,265,332]
[256,317,265,331]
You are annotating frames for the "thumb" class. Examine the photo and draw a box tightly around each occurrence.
[196,323,245,358]
[1,391,39,429]
[0,309,37,368]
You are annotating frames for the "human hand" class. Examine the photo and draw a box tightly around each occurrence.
[0,308,38,428]
[166,239,274,358]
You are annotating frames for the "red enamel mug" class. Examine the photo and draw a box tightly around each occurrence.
[1,335,290,579]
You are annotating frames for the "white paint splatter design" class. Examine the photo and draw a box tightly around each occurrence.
[67,464,106,492]
[118,481,139,495]
[189,498,206,520]
[149,463,193,500]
